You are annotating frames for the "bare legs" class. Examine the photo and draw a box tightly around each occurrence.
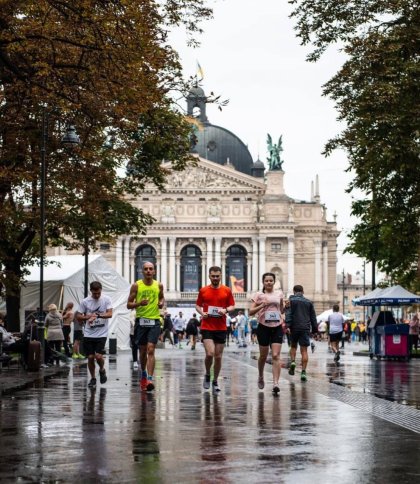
[203,339,224,381]
[259,343,281,385]
[139,343,156,376]
[88,353,104,378]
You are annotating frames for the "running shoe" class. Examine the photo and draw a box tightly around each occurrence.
[99,369,107,384]
[146,380,155,392]
[203,374,211,390]
[336,350,341,361]
[72,354,78,360]
[258,377,265,390]
[288,360,296,376]
[212,381,221,394]
[78,353,86,359]
[300,371,307,382]
[272,385,280,396]
[88,378,97,388]
[311,342,316,353]
[133,361,139,370]
[140,376,148,391]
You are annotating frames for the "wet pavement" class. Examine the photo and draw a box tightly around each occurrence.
[0,341,419,483]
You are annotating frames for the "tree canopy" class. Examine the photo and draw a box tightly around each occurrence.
[0,0,212,329]
[290,0,420,289]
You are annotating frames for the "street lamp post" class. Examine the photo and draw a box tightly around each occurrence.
[38,112,80,364]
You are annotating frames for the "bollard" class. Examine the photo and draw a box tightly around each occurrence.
[109,334,117,355]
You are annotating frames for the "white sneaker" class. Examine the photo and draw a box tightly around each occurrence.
[212,382,221,394]
[133,361,139,370]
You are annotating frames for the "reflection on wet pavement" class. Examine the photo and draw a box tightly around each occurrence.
[0,342,419,482]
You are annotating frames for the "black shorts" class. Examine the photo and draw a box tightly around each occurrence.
[135,322,161,346]
[290,331,310,347]
[201,330,227,345]
[251,328,258,336]
[73,330,84,343]
[257,324,283,346]
[329,331,343,342]
[83,337,107,356]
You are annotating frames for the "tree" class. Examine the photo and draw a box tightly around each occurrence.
[289,0,420,289]
[0,0,212,330]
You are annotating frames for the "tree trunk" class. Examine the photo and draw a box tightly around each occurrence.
[5,292,21,332]
[4,258,23,332]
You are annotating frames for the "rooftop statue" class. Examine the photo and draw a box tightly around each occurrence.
[267,134,284,171]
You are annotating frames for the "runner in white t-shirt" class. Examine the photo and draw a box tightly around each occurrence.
[327,304,345,363]
[76,281,113,388]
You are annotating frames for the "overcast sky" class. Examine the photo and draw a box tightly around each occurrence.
[171,0,370,281]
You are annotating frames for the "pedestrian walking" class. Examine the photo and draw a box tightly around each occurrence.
[195,266,235,394]
[161,311,175,347]
[62,302,74,357]
[249,272,284,395]
[127,262,164,392]
[327,305,345,363]
[76,281,113,388]
[173,311,187,348]
[285,284,317,382]
[236,311,247,347]
[45,304,64,365]
[186,313,200,350]
[129,310,139,369]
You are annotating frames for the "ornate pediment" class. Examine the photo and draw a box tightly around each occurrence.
[160,158,265,192]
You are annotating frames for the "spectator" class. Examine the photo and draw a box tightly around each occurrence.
[45,304,64,365]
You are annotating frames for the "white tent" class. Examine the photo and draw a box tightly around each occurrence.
[20,255,131,349]
[317,309,349,323]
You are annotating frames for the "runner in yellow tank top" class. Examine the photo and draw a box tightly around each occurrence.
[127,262,165,392]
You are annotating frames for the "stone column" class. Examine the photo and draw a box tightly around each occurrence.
[247,257,252,293]
[252,237,258,292]
[115,237,123,275]
[314,239,322,293]
[169,237,176,292]
[206,237,213,273]
[123,236,131,282]
[160,236,168,289]
[322,241,328,293]
[214,237,222,268]
[287,236,295,295]
[258,236,266,284]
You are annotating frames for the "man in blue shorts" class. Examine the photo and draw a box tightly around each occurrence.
[285,284,317,382]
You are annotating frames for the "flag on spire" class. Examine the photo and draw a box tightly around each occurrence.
[196,61,204,81]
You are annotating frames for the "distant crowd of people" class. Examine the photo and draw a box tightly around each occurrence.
[1,262,419,394]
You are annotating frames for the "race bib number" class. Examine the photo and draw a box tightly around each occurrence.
[265,311,280,322]
[208,306,223,318]
[139,318,156,327]
[90,318,105,328]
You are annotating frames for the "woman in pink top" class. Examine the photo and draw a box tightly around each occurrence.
[249,273,284,395]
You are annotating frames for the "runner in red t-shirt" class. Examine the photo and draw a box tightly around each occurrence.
[195,266,235,394]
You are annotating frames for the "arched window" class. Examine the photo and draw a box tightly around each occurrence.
[135,244,156,281]
[226,245,247,293]
[180,245,202,292]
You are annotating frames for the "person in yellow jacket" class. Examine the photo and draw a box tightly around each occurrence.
[127,262,165,392]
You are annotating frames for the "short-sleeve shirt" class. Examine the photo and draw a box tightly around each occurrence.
[78,295,113,338]
[327,312,345,334]
[251,290,284,327]
[196,285,235,331]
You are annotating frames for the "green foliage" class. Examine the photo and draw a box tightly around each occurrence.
[0,0,212,323]
[290,0,420,289]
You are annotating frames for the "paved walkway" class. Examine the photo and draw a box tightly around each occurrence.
[0,342,419,483]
